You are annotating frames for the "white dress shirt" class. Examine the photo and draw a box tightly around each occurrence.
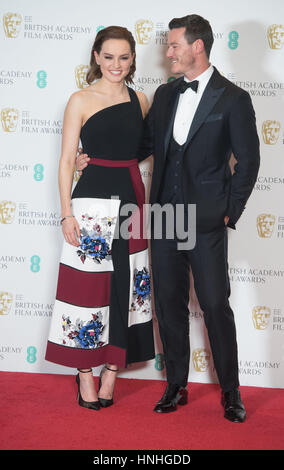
[173,64,214,145]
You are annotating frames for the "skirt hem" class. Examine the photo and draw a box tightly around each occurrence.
[45,341,127,369]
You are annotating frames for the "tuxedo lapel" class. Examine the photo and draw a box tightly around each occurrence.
[185,69,225,147]
[159,69,226,159]
[163,78,182,156]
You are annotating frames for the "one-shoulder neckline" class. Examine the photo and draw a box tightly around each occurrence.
[81,86,133,131]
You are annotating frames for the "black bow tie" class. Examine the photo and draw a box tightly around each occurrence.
[179,79,199,94]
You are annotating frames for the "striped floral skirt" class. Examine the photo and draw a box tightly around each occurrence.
[45,158,155,369]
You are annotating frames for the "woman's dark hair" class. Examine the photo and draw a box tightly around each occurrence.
[86,26,136,85]
[168,14,214,58]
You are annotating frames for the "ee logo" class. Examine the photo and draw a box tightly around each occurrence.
[228,31,239,50]
[27,346,37,364]
[36,70,47,88]
[155,353,165,371]
[30,255,41,273]
[33,164,44,181]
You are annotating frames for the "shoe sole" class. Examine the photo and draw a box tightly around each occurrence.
[178,396,188,406]
[224,413,246,423]
[154,394,188,413]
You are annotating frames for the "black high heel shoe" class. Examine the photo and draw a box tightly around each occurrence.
[98,365,119,408]
[76,369,100,410]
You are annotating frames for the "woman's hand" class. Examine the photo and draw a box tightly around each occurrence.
[61,216,81,246]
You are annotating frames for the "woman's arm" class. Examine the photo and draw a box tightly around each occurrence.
[59,92,83,246]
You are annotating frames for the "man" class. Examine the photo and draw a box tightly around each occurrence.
[77,14,260,422]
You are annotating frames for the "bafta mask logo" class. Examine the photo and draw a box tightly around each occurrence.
[1,108,19,132]
[256,213,276,238]
[262,120,281,145]
[267,24,284,50]
[0,292,13,315]
[3,12,22,38]
[75,65,89,89]
[252,306,271,330]
[135,19,154,45]
[192,348,211,372]
[0,200,16,224]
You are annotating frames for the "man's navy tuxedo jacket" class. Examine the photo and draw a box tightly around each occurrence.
[138,67,260,232]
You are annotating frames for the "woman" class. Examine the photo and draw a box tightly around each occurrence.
[45,26,155,410]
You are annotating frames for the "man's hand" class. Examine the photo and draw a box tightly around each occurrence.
[224,216,230,225]
[76,148,90,175]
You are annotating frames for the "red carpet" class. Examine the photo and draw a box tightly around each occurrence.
[1,371,283,450]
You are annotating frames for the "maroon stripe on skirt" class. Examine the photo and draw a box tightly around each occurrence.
[88,157,148,254]
[129,163,145,208]
[56,264,111,307]
[45,341,126,369]
[128,162,148,253]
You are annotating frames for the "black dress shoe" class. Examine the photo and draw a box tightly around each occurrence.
[221,389,246,423]
[154,383,188,413]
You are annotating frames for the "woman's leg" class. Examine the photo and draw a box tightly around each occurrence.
[77,368,99,402]
[98,363,119,400]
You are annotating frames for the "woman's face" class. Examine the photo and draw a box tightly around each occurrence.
[94,39,134,83]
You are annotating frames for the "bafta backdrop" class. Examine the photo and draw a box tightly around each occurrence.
[1,0,284,388]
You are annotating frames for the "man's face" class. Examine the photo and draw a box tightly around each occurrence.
[166,27,195,76]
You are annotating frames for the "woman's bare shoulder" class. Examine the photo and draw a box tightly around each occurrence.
[67,87,91,105]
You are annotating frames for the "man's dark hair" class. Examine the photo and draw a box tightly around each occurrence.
[168,14,214,58]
